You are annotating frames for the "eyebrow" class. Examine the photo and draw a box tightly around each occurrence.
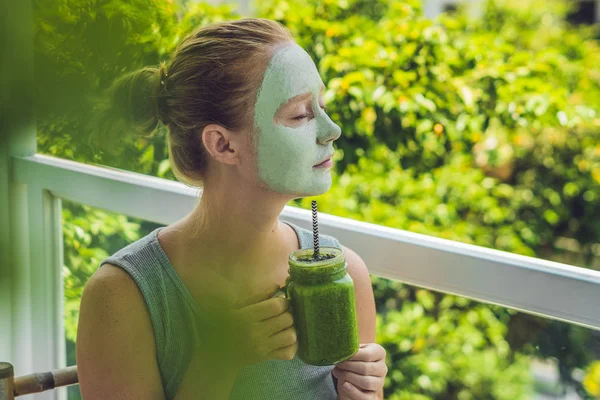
[284,84,326,106]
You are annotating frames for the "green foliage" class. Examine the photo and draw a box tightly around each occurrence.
[35,0,177,169]
[303,148,538,255]
[584,361,600,397]
[35,0,239,178]
[375,287,533,399]
[62,202,141,343]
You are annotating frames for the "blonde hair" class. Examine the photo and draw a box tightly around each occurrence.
[88,18,294,187]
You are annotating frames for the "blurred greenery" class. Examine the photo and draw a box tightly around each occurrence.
[584,361,600,397]
[31,0,600,398]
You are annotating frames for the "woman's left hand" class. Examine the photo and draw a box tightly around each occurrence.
[332,343,387,399]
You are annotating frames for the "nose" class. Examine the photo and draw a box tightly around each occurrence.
[316,112,342,145]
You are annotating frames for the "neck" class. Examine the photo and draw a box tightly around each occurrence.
[177,179,296,280]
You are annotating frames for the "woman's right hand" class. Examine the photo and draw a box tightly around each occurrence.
[233,295,298,363]
[196,283,298,369]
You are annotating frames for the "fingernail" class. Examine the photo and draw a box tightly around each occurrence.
[344,382,353,390]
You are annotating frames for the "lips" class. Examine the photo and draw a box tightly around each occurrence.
[314,154,333,167]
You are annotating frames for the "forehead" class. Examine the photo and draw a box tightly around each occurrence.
[256,43,324,111]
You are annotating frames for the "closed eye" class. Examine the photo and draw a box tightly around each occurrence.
[293,106,328,120]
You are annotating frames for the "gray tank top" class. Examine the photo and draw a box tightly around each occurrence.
[99,220,341,399]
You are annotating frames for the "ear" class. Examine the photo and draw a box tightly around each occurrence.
[201,124,241,166]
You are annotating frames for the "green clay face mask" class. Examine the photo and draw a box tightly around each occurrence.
[253,43,342,196]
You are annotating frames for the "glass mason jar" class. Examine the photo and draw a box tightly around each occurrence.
[285,247,360,366]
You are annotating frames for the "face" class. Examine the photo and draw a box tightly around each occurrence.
[252,43,342,197]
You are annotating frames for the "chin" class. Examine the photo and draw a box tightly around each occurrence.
[290,183,332,198]
[259,173,332,197]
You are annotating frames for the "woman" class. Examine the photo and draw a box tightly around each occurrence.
[77,17,387,400]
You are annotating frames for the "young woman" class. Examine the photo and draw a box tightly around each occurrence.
[77,17,387,400]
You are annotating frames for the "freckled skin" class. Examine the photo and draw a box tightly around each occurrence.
[253,43,341,196]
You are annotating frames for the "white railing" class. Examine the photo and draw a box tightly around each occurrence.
[13,153,600,331]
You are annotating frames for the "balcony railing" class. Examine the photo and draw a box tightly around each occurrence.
[13,153,600,330]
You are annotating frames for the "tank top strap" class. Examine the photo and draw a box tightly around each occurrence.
[281,220,342,251]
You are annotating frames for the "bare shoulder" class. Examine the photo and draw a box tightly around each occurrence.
[341,245,370,281]
[81,264,150,322]
[77,264,166,400]
[84,263,138,300]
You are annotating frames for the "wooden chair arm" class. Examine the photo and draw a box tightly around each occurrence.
[14,365,79,396]
[0,362,79,398]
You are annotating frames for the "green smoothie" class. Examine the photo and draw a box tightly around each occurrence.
[286,247,359,365]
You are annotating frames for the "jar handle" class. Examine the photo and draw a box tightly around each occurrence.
[271,285,288,299]
[272,285,293,318]
[272,275,292,299]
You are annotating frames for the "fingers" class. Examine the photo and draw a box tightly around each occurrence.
[263,311,294,336]
[270,326,297,349]
[333,345,387,398]
[333,368,383,392]
[244,297,290,321]
[345,343,386,362]
[339,381,377,400]
[268,342,298,361]
[237,283,282,306]
[334,360,388,377]
[248,325,296,363]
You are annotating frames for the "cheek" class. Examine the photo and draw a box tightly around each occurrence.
[284,125,318,163]
[271,125,315,156]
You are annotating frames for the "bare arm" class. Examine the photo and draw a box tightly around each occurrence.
[342,245,385,400]
[77,264,166,400]
[343,245,377,343]
[78,264,242,399]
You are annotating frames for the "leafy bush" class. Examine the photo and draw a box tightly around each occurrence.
[375,284,532,400]
[584,361,600,397]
